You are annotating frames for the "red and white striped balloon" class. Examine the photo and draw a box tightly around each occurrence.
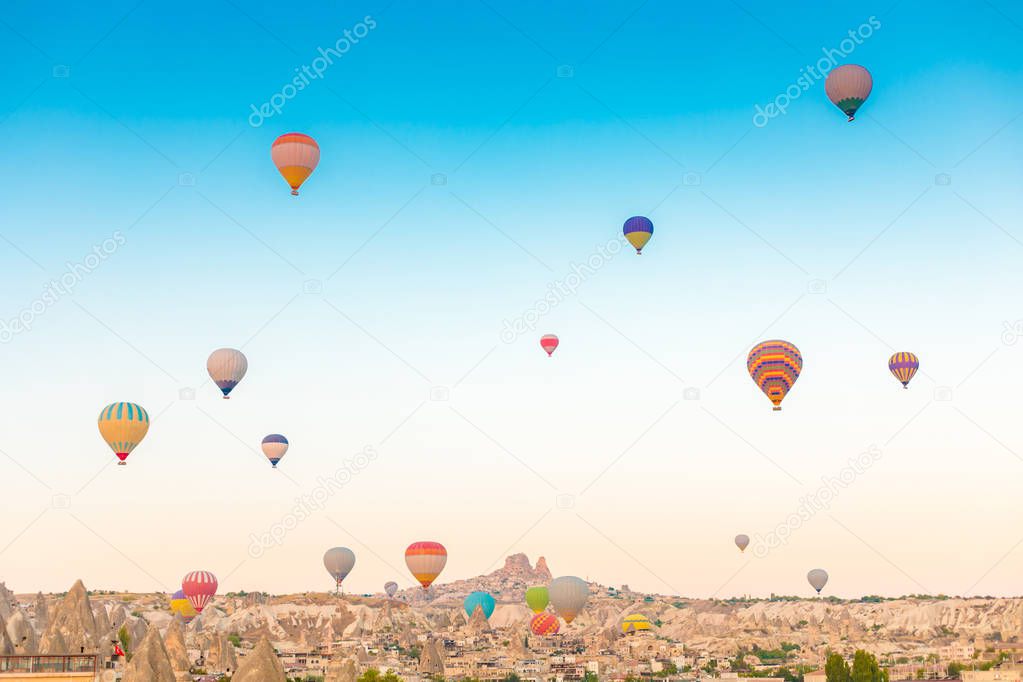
[540,334,559,356]
[181,570,218,613]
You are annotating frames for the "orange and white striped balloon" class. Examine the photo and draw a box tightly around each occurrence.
[271,133,319,196]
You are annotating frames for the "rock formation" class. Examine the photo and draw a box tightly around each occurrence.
[37,627,67,655]
[7,610,37,654]
[93,605,111,639]
[0,583,14,620]
[122,626,176,682]
[468,605,490,633]
[41,580,98,653]
[33,592,48,631]
[162,616,191,679]
[419,638,444,675]
[207,631,238,673]
[0,617,14,656]
[232,635,285,682]
[326,655,359,682]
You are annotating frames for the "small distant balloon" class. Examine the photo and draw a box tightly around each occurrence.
[825,65,873,121]
[540,334,559,357]
[548,576,589,624]
[384,581,398,598]
[261,434,289,467]
[323,547,356,590]
[621,613,653,634]
[169,590,197,623]
[888,352,919,389]
[530,612,560,635]
[807,568,829,594]
[272,133,320,196]
[98,402,150,466]
[623,216,654,255]
[734,534,750,552]
[405,541,447,589]
[207,348,248,399]
[463,591,496,619]
[525,586,549,613]
[747,340,802,411]
[181,571,218,614]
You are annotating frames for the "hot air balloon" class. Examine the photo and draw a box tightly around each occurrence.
[747,340,802,411]
[525,586,549,614]
[888,352,919,389]
[463,591,496,619]
[207,348,248,399]
[530,612,560,635]
[540,334,559,357]
[384,581,398,598]
[169,589,197,623]
[825,65,873,121]
[405,541,447,589]
[621,614,653,634]
[548,576,588,624]
[323,547,356,592]
[807,568,829,594]
[272,132,320,196]
[734,534,750,553]
[261,434,289,467]
[623,216,654,255]
[181,571,218,614]
[98,402,150,466]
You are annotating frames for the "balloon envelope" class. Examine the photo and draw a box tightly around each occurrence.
[97,402,150,465]
[734,534,750,552]
[463,591,496,619]
[807,568,829,594]
[323,547,356,587]
[621,614,653,633]
[169,590,197,623]
[261,434,289,467]
[888,352,919,388]
[405,541,447,589]
[548,576,588,624]
[525,586,549,613]
[825,65,873,121]
[530,612,560,635]
[181,571,218,614]
[384,581,398,598]
[747,340,802,410]
[207,348,248,398]
[623,216,653,254]
[540,334,559,356]
[272,133,320,195]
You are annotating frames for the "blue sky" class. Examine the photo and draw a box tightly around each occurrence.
[0,0,1021,598]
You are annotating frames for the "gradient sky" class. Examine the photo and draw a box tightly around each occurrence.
[0,0,1022,600]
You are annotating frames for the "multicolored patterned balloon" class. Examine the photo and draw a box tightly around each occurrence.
[261,434,289,467]
[272,132,319,196]
[623,216,653,254]
[540,334,559,357]
[97,402,150,466]
[888,352,919,389]
[181,570,218,614]
[405,541,447,589]
[747,340,802,411]
[530,612,560,635]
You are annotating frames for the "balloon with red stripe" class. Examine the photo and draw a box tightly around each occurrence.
[530,612,560,635]
[540,334,559,357]
[404,541,447,589]
[181,571,218,614]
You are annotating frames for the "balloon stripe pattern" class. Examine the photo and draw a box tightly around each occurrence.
[181,571,218,613]
[888,352,919,388]
[825,64,873,121]
[530,612,560,635]
[623,216,653,254]
[747,340,802,411]
[97,402,150,463]
[540,334,559,356]
[405,541,447,589]
[548,575,589,624]
[207,348,248,398]
[272,133,320,195]
[384,581,399,598]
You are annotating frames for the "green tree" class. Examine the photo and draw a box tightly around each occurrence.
[501,675,522,682]
[584,672,599,682]
[357,669,403,682]
[947,662,964,679]
[826,652,850,682]
[117,625,131,654]
[851,650,888,682]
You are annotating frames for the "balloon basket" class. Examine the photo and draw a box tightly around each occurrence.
[772,406,781,411]
[117,461,127,466]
